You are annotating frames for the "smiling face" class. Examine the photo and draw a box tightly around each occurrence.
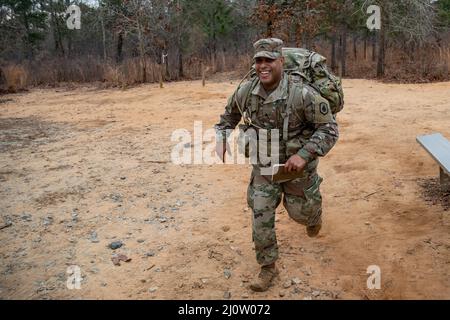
[255,56,284,91]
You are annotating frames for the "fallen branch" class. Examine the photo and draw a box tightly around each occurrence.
[0,222,12,230]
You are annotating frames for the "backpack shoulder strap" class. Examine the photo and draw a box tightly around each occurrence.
[235,77,259,126]
[283,73,303,141]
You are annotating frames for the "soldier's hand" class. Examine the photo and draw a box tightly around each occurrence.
[285,154,307,173]
[215,141,230,163]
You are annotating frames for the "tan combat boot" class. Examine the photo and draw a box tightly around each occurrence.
[306,223,322,237]
[249,263,279,292]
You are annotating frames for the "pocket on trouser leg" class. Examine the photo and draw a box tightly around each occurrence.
[283,174,323,226]
[283,194,309,226]
[302,175,323,227]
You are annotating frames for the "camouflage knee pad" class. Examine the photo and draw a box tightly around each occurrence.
[283,174,323,227]
[247,174,282,266]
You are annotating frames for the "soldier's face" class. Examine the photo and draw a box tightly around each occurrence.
[255,56,284,90]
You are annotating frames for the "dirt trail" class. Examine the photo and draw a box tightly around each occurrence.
[0,79,449,299]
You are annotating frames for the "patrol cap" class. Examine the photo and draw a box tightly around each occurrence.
[253,38,284,60]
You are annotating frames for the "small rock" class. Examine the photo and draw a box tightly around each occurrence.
[224,269,232,279]
[292,277,301,285]
[21,213,32,222]
[101,282,107,287]
[279,290,286,297]
[175,199,183,207]
[42,216,53,226]
[120,177,126,180]
[283,280,292,289]
[149,287,158,293]
[89,231,99,243]
[365,222,370,225]
[137,239,145,243]
[111,254,131,266]
[222,226,230,232]
[71,210,79,222]
[312,290,321,297]
[110,193,123,203]
[90,267,99,274]
[242,293,249,299]
[223,291,231,299]
[167,188,173,193]
[109,241,123,250]
[201,278,208,284]
[145,251,155,257]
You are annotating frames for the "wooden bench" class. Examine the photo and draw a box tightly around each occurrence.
[417,133,450,192]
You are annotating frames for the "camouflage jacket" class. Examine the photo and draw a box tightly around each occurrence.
[215,73,339,164]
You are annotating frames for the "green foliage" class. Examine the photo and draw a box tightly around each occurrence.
[436,0,450,28]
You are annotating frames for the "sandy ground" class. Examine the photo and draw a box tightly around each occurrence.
[0,78,449,300]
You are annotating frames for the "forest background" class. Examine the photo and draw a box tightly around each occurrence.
[1,0,450,92]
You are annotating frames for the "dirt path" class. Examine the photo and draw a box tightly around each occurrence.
[0,79,449,300]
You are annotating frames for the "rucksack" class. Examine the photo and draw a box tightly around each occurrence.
[235,47,344,138]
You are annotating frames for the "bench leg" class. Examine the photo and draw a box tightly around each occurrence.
[440,167,450,193]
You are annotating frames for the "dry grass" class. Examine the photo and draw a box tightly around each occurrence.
[1,65,28,92]
[1,43,449,92]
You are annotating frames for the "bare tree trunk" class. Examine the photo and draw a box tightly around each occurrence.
[100,14,107,61]
[165,52,170,80]
[331,33,337,72]
[266,20,273,37]
[364,36,367,60]
[210,50,215,73]
[178,49,184,78]
[202,62,206,87]
[340,26,347,78]
[137,20,146,83]
[50,5,65,57]
[376,28,385,77]
[116,31,123,64]
[372,33,377,62]
[222,49,226,72]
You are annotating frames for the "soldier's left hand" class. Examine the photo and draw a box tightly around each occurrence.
[285,154,307,173]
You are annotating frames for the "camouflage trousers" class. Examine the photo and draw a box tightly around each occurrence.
[247,166,323,266]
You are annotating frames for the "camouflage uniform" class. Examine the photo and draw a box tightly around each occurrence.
[215,39,339,267]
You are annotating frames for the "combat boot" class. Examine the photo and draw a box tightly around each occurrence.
[306,223,322,237]
[249,263,279,292]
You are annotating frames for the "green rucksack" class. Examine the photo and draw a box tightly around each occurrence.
[283,47,344,114]
[236,47,344,132]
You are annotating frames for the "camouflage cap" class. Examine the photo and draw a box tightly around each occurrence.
[253,38,284,60]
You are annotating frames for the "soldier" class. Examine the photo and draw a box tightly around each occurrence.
[214,38,339,292]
